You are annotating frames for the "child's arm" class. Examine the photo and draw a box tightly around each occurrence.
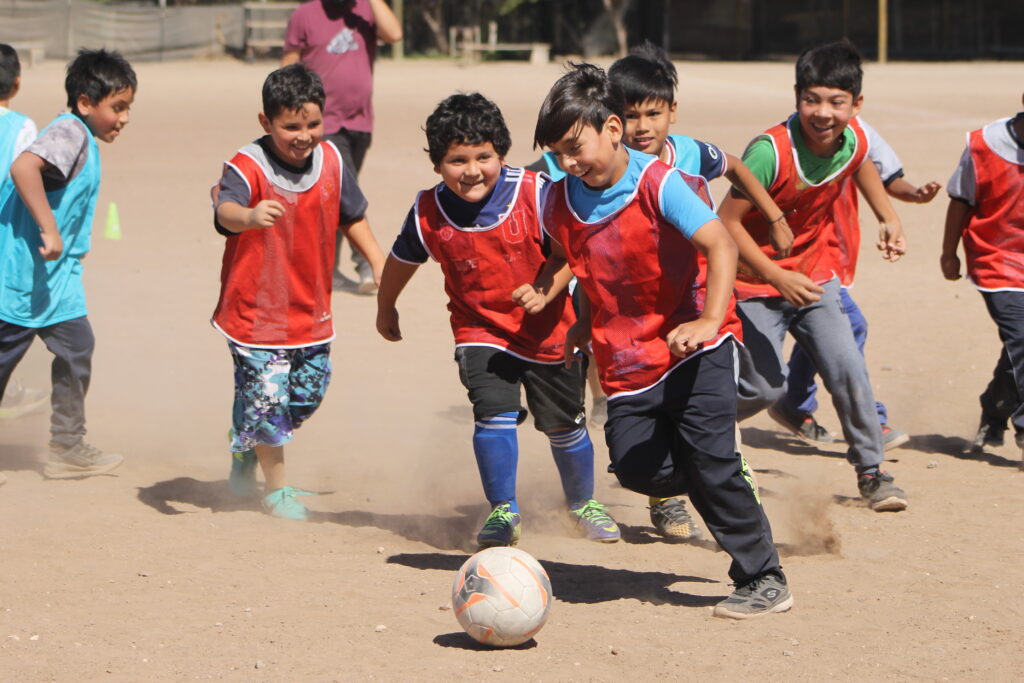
[666,220,737,357]
[564,282,592,368]
[512,259,575,314]
[723,152,794,257]
[215,200,285,233]
[10,152,62,260]
[853,161,906,262]
[375,255,420,341]
[340,217,386,284]
[718,192,825,307]
[886,177,942,204]
[940,199,971,281]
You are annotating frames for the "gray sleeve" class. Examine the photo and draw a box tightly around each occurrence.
[339,162,368,225]
[861,119,904,184]
[215,164,252,209]
[946,145,975,205]
[26,117,89,189]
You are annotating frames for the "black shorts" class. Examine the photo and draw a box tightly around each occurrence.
[454,346,586,433]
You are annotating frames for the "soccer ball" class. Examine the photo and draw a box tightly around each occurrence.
[451,547,553,647]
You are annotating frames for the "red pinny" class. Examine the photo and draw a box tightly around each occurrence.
[734,115,868,299]
[416,168,574,362]
[545,158,742,397]
[212,140,342,348]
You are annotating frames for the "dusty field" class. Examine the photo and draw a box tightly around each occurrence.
[1,56,1023,681]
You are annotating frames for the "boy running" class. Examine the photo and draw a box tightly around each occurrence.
[940,93,1024,463]
[212,64,386,520]
[528,64,792,619]
[717,40,909,512]
[0,48,135,480]
[376,92,620,549]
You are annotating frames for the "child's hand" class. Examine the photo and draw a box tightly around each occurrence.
[512,283,547,314]
[940,253,962,281]
[247,200,285,229]
[666,319,717,358]
[876,223,907,262]
[38,230,64,261]
[911,181,942,204]
[376,306,402,341]
[768,216,794,258]
[769,269,823,308]
[562,321,591,368]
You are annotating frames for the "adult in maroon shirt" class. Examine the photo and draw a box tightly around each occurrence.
[282,0,401,294]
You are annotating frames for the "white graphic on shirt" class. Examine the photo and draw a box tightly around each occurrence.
[327,28,359,55]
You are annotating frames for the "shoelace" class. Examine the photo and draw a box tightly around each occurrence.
[573,499,613,525]
[483,505,517,531]
[653,498,690,523]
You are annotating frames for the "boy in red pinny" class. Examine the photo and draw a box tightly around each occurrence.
[528,64,791,620]
[212,64,385,519]
[941,94,1024,465]
[376,93,620,549]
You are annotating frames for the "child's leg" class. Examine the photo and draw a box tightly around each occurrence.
[839,289,888,425]
[782,342,820,416]
[980,290,1024,442]
[37,317,94,448]
[0,321,39,401]
[789,280,883,472]
[735,298,793,421]
[255,444,286,490]
[455,347,525,511]
[978,348,1015,432]
[286,343,332,429]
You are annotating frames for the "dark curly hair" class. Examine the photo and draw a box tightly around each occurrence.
[424,92,511,165]
[262,63,326,121]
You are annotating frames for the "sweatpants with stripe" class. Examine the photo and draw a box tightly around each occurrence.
[604,341,781,586]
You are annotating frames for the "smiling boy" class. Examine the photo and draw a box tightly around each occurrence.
[375,92,620,549]
[717,40,909,512]
[0,48,135,479]
[212,64,386,519]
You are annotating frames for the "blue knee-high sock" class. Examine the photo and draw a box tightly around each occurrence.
[548,426,595,507]
[473,412,520,513]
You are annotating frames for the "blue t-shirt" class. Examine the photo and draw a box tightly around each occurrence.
[666,134,727,181]
[562,147,718,240]
[392,165,544,263]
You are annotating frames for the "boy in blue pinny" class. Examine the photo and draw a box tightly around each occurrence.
[0,48,135,480]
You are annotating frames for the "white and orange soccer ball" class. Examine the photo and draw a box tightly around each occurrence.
[451,547,553,647]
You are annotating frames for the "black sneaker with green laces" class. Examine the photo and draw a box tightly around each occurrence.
[713,571,794,619]
[476,502,521,549]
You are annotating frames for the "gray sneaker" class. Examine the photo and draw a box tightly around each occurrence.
[44,441,124,479]
[0,380,49,419]
[857,470,908,512]
[649,497,702,540]
[713,572,794,619]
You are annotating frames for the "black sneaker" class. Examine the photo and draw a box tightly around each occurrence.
[768,404,834,443]
[971,420,1005,452]
[713,571,794,619]
[649,497,702,540]
[857,470,908,512]
[880,424,910,450]
[44,441,124,479]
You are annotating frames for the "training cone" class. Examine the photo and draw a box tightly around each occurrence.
[104,202,121,240]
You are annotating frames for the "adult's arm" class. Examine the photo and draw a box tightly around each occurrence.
[370,0,403,43]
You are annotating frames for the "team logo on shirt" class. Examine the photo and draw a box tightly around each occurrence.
[502,212,526,244]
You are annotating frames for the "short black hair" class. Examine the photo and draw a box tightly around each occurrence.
[795,40,863,98]
[608,41,678,107]
[65,48,137,112]
[262,63,326,121]
[533,62,625,150]
[424,92,511,165]
[0,44,20,99]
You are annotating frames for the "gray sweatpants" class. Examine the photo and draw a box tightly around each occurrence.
[735,278,883,471]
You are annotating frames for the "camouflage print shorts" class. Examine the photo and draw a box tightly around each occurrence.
[228,342,332,452]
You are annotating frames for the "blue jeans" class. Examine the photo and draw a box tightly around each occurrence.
[781,287,888,425]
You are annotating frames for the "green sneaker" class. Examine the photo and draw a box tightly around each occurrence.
[568,499,621,543]
[476,502,521,548]
[262,486,313,520]
[229,449,258,497]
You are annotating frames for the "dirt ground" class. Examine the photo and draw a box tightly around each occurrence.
[1,56,1023,681]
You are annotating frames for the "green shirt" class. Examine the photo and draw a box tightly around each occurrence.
[743,116,857,189]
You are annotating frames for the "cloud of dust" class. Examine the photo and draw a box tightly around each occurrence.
[775,475,842,557]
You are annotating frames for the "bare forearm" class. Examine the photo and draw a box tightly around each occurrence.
[370,0,403,42]
[216,202,258,233]
[724,154,783,222]
[885,177,918,203]
[376,254,417,310]
[534,256,573,303]
[692,222,737,327]
[719,197,781,281]
[280,50,301,67]
[11,153,58,235]
[855,162,900,226]
[941,199,970,257]
[341,217,386,269]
